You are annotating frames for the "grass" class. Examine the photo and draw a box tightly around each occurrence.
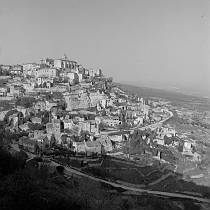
[84,157,174,186]
[149,175,210,198]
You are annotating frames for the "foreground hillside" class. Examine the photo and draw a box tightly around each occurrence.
[0,145,208,210]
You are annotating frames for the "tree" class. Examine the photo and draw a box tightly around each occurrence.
[58,100,67,110]
[117,122,131,131]
[3,110,18,124]
[42,82,47,88]
[77,179,114,210]
[101,109,106,116]
[0,148,22,175]
[0,167,83,210]
[99,123,106,131]
[80,130,90,141]
[14,150,28,169]
[15,97,35,108]
[28,123,44,131]
[56,166,65,175]
[50,134,56,147]
[164,135,173,145]
[42,111,50,124]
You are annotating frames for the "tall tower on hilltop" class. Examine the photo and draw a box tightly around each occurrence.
[62,54,69,60]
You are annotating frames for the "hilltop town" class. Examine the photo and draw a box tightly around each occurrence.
[0,55,210,207]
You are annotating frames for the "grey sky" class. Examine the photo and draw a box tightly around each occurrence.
[0,0,209,96]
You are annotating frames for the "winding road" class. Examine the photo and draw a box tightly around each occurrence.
[101,110,173,135]
[10,142,210,204]
[51,160,210,204]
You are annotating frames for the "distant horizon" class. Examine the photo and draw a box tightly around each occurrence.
[118,80,210,99]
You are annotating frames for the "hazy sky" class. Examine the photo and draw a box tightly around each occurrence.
[0,0,209,96]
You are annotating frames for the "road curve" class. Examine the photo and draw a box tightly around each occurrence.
[51,160,210,204]
[11,144,210,204]
[101,110,173,135]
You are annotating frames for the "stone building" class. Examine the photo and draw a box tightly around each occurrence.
[35,68,59,78]
[11,65,23,75]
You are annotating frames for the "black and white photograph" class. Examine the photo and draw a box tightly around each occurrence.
[0,0,210,209]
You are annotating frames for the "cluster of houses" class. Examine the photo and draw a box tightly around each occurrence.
[1,54,197,164]
[150,125,200,161]
[7,101,114,155]
[0,55,103,98]
[3,86,151,157]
